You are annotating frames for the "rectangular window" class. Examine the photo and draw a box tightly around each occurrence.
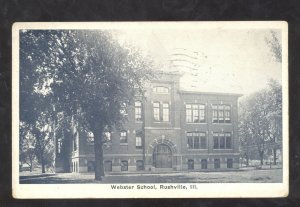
[136,136,142,149]
[135,101,142,122]
[187,132,193,149]
[201,159,207,169]
[162,103,169,122]
[199,105,205,122]
[213,133,219,149]
[153,102,160,121]
[218,105,224,123]
[224,105,231,123]
[212,104,231,123]
[214,159,220,169]
[193,132,200,149]
[104,132,111,142]
[187,132,207,149]
[213,132,232,149]
[120,131,127,143]
[153,102,170,122]
[212,105,218,123]
[186,104,206,123]
[120,102,128,116]
[186,104,192,122]
[200,135,207,149]
[136,160,144,171]
[192,105,199,122]
[225,133,232,149]
[153,86,169,94]
[121,160,128,171]
[227,158,233,168]
[219,133,225,149]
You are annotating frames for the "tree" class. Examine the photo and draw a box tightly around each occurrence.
[239,80,282,166]
[265,30,282,63]
[265,79,282,165]
[20,122,37,172]
[239,102,255,166]
[20,30,154,180]
[20,31,60,173]
[33,108,55,173]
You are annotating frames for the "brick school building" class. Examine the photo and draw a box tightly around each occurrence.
[56,71,242,173]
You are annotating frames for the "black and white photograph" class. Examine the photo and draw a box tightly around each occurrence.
[12,22,288,198]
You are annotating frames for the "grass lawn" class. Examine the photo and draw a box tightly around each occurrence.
[20,168,282,184]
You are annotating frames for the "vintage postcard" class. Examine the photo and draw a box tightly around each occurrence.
[12,21,288,198]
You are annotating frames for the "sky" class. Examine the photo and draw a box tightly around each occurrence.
[115,28,282,96]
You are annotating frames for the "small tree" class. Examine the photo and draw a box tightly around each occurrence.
[239,102,255,166]
[20,122,37,172]
[33,111,55,173]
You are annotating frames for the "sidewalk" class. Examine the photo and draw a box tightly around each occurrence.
[19,168,283,184]
[19,164,283,178]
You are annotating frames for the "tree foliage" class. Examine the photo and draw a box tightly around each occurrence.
[239,79,282,165]
[265,30,282,63]
[19,122,37,172]
[20,30,154,179]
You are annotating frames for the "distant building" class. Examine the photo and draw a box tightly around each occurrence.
[56,72,242,173]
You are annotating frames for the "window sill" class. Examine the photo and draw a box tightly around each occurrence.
[213,148,233,150]
[153,92,169,95]
[212,122,232,125]
[120,143,128,146]
[153,121,171,124]
[186,122,207,124]
[187,149,208,151]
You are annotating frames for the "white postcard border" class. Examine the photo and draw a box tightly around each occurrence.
[12,21,289,198]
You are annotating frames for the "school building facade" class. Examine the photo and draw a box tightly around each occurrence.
[57,72,242,173]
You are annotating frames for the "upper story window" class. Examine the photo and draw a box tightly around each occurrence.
[186,104,205,123]
[153,102,160,121]
[135,101,142,122]
[187,132,207,149]
[153,102,170,122]
[87,131,94,143]
[120,131,127,143]
[87,131,111,144]
[104,131,111,142]
[153,86,169,94]
[135,135,142,149]
[162,103,170,122]
[213,132,232,149]
[212,104,231,123]
[120,102,128,116]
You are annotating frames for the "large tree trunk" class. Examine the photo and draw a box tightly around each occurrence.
[273,148,277,165]
[42,161,46,173]
[93,126,105,181]
[259,151,264,166]
[30,160,33,172]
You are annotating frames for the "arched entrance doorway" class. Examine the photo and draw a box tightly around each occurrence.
[153,144,172,168]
